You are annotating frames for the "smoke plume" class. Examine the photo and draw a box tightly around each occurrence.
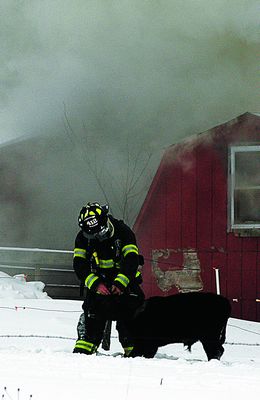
[0,0,259,248]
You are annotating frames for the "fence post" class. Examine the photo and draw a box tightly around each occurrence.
[213,267,221,295]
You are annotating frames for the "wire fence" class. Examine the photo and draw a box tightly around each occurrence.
[0,334,259,347]
[0,305,259,347]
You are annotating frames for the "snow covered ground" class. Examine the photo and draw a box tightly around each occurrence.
[0,271,260,400]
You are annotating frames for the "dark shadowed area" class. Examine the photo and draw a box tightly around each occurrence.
[0,0,259,249]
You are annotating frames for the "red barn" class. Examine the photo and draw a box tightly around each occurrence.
[134,112,260,322]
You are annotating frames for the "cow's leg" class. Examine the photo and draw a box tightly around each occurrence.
[128,342,158,358]
[141,344,158,358]
[201,340,224,361]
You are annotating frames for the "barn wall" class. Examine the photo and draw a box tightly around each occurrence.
[134,113,260,321]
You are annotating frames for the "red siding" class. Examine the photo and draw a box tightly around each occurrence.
[181,149,197,249]
[227,251,242,318]
[196,143,213,251]
[166,159,182,249]
[134,113,260,321]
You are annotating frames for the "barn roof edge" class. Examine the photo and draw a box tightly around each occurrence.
[133,112,259,232]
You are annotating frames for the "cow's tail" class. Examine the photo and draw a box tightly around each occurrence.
[219,323,227,345]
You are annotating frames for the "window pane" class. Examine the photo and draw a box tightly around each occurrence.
[235,151,260,187]
[234,188,260,223]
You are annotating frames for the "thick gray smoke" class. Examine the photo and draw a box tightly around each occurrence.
[0,0,259,249]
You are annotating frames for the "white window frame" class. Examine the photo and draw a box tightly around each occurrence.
[229,145,260,230]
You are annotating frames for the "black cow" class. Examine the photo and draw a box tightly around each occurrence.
[126,292,231,361]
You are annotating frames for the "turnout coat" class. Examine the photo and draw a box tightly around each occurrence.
[73,215,141,292]
[73,215,144,320]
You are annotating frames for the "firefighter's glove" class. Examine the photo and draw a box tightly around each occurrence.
[111,285,123,295]
[96,283,110,295]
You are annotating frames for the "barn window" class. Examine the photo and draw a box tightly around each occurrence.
[229,145,260,234]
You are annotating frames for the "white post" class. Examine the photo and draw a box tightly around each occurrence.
[214,268,221,295]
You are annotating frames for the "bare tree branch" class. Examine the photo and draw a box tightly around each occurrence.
[63,105,154,225]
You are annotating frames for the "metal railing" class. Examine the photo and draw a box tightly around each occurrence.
[0,247,81,299]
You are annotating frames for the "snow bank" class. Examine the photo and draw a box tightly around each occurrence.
[0,271,50,299]
[0,267,259,400]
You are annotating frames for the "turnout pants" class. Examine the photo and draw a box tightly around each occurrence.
[73,286,144,355]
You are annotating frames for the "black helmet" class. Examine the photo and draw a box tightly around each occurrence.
[78,202,111,241]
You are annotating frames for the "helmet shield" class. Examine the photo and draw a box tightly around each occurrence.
[78,202,111,241]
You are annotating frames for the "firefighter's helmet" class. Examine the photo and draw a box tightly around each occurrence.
[78,202,111,241]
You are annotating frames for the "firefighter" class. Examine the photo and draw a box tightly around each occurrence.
[72,202,144,355]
